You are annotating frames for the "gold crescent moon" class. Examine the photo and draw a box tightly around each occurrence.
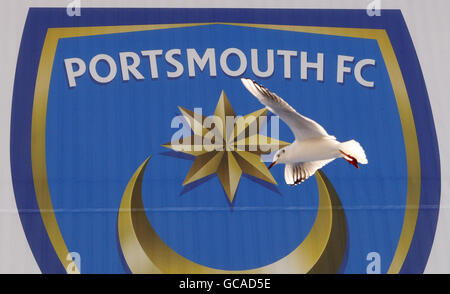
[117,156,348,273]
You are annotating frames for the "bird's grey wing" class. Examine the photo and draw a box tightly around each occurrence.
[241,78,332,141]
[284,159,334,186]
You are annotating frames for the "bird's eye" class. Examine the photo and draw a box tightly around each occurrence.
[282,150,286,153]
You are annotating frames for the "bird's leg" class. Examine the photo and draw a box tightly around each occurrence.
[339,150,359,169]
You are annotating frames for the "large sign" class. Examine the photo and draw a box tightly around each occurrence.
[10,8,440,274]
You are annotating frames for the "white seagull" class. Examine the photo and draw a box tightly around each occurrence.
[241,78,368,186]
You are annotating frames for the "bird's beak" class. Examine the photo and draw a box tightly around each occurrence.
[268,161,277,169]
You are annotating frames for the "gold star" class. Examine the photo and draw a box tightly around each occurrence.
[163,91,290,204]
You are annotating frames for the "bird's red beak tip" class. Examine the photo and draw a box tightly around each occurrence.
[268,161,277,169]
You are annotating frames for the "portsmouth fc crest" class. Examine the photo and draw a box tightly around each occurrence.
[11,8,440,274]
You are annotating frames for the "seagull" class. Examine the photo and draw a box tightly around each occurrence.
[241,78,368,186]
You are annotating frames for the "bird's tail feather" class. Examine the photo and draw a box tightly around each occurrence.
[339,140,368,164]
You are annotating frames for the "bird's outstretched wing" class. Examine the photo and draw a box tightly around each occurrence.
[284,159,333,186]
[241,78,332,141]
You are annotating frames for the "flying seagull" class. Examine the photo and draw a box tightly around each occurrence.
[241,78,368,186]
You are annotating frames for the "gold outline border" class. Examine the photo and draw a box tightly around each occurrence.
[31,22,420,273]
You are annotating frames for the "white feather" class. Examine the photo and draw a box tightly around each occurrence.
[241,78,334,141]
[284,159,333,186]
